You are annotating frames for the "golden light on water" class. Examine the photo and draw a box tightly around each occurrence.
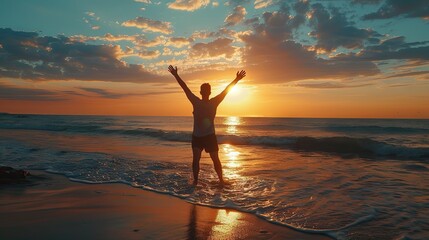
[223,144,241,169]
[225,116,240,125]
[224,116,241,134]
[222,117,243,177]
[222,144,242,180]
[227,150,239,161]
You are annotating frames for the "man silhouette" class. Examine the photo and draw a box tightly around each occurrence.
[168,65,246,186]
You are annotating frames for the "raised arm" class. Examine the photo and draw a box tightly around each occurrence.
[168,65,198,103]
[213,70,246,104]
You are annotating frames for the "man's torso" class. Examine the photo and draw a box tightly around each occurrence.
[192,99,219,137]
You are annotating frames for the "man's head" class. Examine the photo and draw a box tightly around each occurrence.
[200,83,211,98]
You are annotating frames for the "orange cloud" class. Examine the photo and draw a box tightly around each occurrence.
[122,17,173,34]
[138,50,161,59]
[225,6,247,26]
[167,0,210,11]
[165,37,193,48]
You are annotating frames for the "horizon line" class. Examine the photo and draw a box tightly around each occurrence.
[1,112,428,120]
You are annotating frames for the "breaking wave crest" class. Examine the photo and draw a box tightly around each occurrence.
[1,120,428,160]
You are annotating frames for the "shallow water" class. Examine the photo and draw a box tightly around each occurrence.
[1,114,428,239]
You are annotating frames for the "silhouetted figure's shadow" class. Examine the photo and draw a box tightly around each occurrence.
[187,205,197,240]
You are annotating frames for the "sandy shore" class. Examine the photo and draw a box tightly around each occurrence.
[0,171,330,240]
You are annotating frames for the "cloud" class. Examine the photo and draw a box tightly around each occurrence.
[167,0,210,11]
[62,90,87,96]
[83,11,101,30]
[238,6,379,83]
[0,82,64,101]
[170,65,240,81]
[79,87,180,98]
[139,90,183,96]
[387,71,429,78]
[191,28,236,39]
[0,28,164,83]
[225,6,247,26]
[99,33,137,42]
[240,37,378,83]
[79,87,126,99]
[351,0,382,4]
[165,37,193,48]
[122,17,173,34]
[309,3,380,52]
[162,47,188,56]
[244,17,259,25]
[134,36,166,47]
[135,0,152,3]
[294,81,373,89]
[227,0,251,7]
[384,70,429,79]
[333,36,429,61]
[362,0,429,20]
[138,50,161,59]
[292,0,310,27]
[190,38,236,58]
[70,34,166,49]
[254,0,273,9]
[250,2,309,42]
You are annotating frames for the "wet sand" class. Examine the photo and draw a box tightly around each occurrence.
[0,171,331,240]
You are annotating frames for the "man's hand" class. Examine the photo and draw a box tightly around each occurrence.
[235,70,246,81]
[168,65,178,76]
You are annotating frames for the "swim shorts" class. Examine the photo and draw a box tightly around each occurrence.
[191,134,219,153]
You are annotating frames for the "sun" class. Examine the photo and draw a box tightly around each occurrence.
[224,84,251,103]
[229,85,241,96]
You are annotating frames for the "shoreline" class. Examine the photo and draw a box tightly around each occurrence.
[0,170,331,240]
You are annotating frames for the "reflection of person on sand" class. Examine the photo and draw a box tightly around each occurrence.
[168,65,246,186]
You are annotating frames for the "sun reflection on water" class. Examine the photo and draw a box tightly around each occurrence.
[223,144,241,169]
[222,117,246,180]
[224,116,241,134]
[222,144,243,180]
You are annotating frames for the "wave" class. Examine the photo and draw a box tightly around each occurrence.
[220,135,429,160]
[0,123,104,133]
[1,120,428,160]
[91,127,429,160]
[326,125,429,134]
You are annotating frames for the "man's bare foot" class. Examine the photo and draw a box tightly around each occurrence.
[219,179,231,187]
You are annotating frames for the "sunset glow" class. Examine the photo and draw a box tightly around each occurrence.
[0,0,428,118]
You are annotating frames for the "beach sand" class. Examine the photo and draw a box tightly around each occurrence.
[0,171,330,240]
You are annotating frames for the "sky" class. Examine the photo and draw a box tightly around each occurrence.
[0,0,428,118]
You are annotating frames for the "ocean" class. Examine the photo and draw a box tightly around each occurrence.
[1,113,428,239]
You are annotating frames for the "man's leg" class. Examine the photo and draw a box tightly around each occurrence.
[209,151,224,184]
[192,147,203,185]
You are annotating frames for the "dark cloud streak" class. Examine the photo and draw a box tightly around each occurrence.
[334,36,429,61]
[0,82,65,101]
[295,81,373,89]
[79,87,180,99]
[384,70,429,79]
[362,0,429,20]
